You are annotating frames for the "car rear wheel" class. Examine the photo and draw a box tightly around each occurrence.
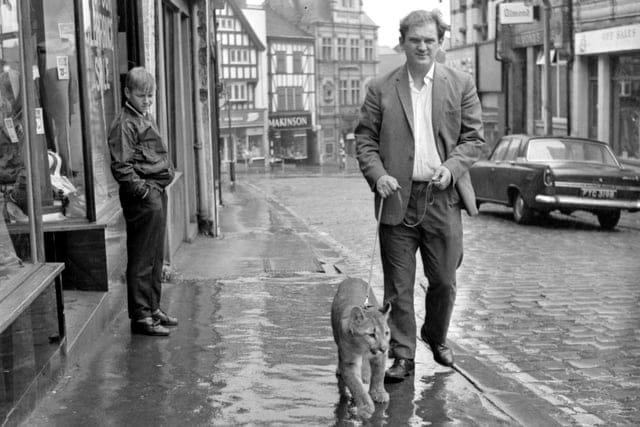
[513,193,534,224]
[597,210,621,229]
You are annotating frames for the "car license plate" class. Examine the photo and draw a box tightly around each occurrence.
[581,188,616,199]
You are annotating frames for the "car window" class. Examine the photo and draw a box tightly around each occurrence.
[527,138,618,165]
[503,138,521,161]
[527,139,566,161]
[490,138,510,161]
[566,140,618,165]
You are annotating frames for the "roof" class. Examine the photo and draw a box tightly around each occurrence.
[265,6,314,40]
[264,0,377,27]
[224,0,266,51]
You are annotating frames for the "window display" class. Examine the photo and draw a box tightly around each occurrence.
[1,0,32,279]
[82,0,119,217]
[612,54,640,159]
[31,0,85,221]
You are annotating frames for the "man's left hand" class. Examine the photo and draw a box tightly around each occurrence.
[431,166,452,190]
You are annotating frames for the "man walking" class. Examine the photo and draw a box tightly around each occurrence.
[355,9,485,382]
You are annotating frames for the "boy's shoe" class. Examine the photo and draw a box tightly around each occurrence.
[152,309,178,326]
[131,317,170,336]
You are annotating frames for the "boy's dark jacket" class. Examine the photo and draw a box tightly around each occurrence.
[108,102,174,198]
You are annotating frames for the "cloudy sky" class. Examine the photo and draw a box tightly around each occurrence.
[245,0,451,48]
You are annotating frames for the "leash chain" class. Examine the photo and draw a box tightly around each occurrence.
[401,181,435,228]
[364,197,384,307]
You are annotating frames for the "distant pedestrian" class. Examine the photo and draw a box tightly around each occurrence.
[108,67,178,336]
[355,9,485,381]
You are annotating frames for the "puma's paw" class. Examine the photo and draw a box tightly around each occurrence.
[356,401,375,419]
[370,388,389,403]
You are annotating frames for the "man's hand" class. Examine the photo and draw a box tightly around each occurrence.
[431,166,452,190]
[376,175,401,198]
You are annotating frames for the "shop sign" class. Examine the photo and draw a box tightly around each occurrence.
[226,110,264,127]
[575,24,640,55]
[499,3,534,25]
[268,113,312,130]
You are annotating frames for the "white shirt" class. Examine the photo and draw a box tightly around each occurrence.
[409,65,441,181]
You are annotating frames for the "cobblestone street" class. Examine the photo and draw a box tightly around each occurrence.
[243,167,640,426]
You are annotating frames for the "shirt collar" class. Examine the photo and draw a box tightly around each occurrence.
[408,63,435,88]
[125,101,146,118]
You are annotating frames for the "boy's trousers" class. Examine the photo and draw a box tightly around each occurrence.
[120,186,167,320]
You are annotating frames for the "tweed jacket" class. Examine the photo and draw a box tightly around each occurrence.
[355,63,485,224]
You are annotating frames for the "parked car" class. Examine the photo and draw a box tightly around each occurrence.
[469,135,640,229]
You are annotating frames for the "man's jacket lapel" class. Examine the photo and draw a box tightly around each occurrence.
[431,64,447,161]
[395,65,414,138]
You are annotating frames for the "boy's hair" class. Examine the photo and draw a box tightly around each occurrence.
[399,10,449,43]
[125,67,155,92]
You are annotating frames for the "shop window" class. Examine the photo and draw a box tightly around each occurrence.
[272,129,307,160]
[612,55,640,159]
[81,0,118,217]
[1,0,34,279]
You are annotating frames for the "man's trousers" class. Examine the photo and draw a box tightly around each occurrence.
[380,181,463,360]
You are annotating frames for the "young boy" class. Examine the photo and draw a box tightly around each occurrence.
[108,67,177,336]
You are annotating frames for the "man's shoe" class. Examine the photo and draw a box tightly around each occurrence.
[131,318,170,336]
[420,326,454,367]
[384,358,415,383]
[152,309,178,326]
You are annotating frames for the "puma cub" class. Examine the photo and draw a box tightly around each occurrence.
[331,277,391,419]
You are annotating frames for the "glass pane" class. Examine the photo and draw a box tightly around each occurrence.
[1,0,32,278]
[31,0,86,221]
[82,0,118,217]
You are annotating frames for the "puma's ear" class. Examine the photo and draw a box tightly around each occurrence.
[381,302,391,317]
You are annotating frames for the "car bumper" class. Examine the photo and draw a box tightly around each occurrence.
[535,195,640,210]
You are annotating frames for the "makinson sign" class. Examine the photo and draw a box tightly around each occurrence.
[499,2,534,25]
[268,113,311,130]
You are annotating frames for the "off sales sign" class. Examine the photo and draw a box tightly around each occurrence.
[499,3,534,25]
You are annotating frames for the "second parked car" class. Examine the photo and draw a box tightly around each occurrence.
[469,135,640,229]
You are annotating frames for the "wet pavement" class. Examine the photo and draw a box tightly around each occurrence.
[22,173,514,426]
[22,165,640,426]
[242,165,640,426]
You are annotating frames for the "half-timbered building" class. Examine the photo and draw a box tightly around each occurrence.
[216,0,268,166]
[265,6,317,163]
[265,0,378,165]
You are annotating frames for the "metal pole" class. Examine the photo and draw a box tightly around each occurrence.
[543,0,553,135]
[226,92,235,183]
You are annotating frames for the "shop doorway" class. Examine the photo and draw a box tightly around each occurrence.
[161,1,198,254]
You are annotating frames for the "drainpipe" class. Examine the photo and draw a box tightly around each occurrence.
[542,0,552,135]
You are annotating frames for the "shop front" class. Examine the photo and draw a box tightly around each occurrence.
[268,112,312,162]
[574,24,640,164]
[1,0,218,423]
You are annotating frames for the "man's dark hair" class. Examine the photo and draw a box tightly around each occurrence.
[399,10,450,43]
